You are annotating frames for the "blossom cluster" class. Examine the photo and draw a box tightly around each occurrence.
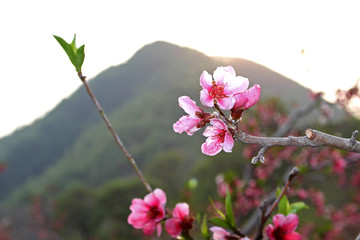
[173,66,261,156]
[127,188,194,238]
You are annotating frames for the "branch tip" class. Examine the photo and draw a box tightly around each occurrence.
[288,167,300,181]
[305,129,315,140]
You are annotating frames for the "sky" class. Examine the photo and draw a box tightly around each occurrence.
[1,0,360,137]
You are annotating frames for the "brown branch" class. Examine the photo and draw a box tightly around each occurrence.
[78,72,153,193]
[235,129,360,164]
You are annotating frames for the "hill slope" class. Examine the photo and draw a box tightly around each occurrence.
[0,41,321,203]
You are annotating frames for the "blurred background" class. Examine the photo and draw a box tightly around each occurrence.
[0,0,359,239]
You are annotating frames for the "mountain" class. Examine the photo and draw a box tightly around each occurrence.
[0,41,325,205]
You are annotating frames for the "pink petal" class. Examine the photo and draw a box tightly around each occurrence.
[265,224,274,239]
[222,132,234,153]
[144,192,160,207]
[172,203,189,220]
[282,214,299,233]
[233,84,261,110]
[156,222,162,237]
[143,220,156,235]
[209,118,227,130]
[129,198,149,212]
[153,188,167,205]
[200,89,214,107]
[201,137,222,156]
[203,126,223,138]
[173,116,201,135]
[165,218,182,237]
[210,226,231,240]
[217,96,236,110]
[273,214,285,228]
[284,232,302,240]
[213,66,235,85]
[224,76,249,95]
[178,96,201,116]
[200,70,213,90]
[128,212,148,228]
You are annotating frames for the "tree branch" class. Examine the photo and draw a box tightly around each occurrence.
[235,129,360,164]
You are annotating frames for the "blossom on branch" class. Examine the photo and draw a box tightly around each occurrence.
[128,188,166,236]
[173,96,211,135]
[165,203,194,237]
[231,84,261,120]
[201,119,234,156]
[210,226,249,240]
[200,66,249,110]
[265,213,301,240]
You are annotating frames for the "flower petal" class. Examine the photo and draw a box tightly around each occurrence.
[172,203,189,220]
[222,132,234,153]
[201,137,222,156]
[173,116,201,135]
[282,213,299,233]
[165,218,182,237]
[144,192,160,206]
[129,198,149,212]
[217,96,236,110]
[200,70,213,90]
[284,232,302,240]
[128,212,148,228]
[153,188,167,205]
[273,214,285,228]
[209,118,227,130]
[178,96,201,116]
[210,226,231,240]
[143,220,156,235]
[224,75,249,94]
[265,224,275,239]
[213,66,235,85]
[203,126,222,138]
[200,89,214,107]
[156,222,162,237]
[233,84,261,110]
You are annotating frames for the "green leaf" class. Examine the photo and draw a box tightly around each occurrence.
[277,188,290,215]
[209,217,232,229]
[289,202,309,214]
[201,214,211,240]
[53,34,85,72]
[225,189,236,228]
[75,44,85,72]
[209,198,225,219]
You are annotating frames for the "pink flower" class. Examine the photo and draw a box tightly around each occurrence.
[200,66,249,110]
[231,84,261,119]
[201,119,234,156]
[128,188,166,236]
[210,227,249,240]
[173,96,211,135]
[265,214,301,240]
[210,226,234,240]
[165,203,194,237]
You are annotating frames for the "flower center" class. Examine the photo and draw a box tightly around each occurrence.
[217,131,226,141]
[147,206,161,220]
[180,215,195,231]
[209,83,227,100]
[273,227,286,240]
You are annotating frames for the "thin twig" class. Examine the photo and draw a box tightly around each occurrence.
[254,167,299,240]
[78,72,152,193]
